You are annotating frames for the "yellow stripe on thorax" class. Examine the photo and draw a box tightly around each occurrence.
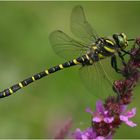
[104,46,115,53]
[106,39,114,46]
[98,53,104,59]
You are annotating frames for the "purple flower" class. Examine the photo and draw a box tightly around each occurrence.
[74,128,96,139]
[74,127,111,140]
[72,46,140,139]
[87,101,137,127]
[73,100,137,140]
[120,108,137,127]
[86,100,114,124]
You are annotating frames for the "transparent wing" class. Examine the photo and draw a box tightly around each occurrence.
[98,57,123,96]
[99,56,122,82]
[71,5,99,45]
[79,57,121,99]
[49,30,89,60]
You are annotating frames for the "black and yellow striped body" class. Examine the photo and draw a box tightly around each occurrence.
[86,38,117,63]
[0,54,90,98]
[0,5,130,99]
[96,38,116,58]
[0,36,126,98]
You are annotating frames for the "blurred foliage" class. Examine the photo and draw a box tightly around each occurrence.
[0,1,140,138]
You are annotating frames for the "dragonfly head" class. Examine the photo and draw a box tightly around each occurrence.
[113,33,128,49]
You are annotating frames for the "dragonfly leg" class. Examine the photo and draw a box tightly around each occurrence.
[111,55,121,73]
[117,51,127,66]
[121,49,131,56]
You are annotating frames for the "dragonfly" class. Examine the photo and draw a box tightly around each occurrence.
[0,5,134,98]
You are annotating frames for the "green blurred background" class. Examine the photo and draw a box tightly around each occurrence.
[0,1,140,138]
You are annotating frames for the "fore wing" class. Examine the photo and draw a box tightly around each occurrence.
[71,5,98,45]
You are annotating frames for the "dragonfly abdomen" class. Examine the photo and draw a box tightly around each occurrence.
[0,55,89,98]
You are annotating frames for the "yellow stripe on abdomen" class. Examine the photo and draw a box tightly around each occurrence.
[45,70,49,75]
[19,82,23,88]
[3,92,6,96]
[73,59,79,64]
[9,88,13,94]
[59,64,63,69]
[85,54,90,60]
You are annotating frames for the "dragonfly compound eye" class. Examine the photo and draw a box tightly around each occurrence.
[113,33,128,49]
